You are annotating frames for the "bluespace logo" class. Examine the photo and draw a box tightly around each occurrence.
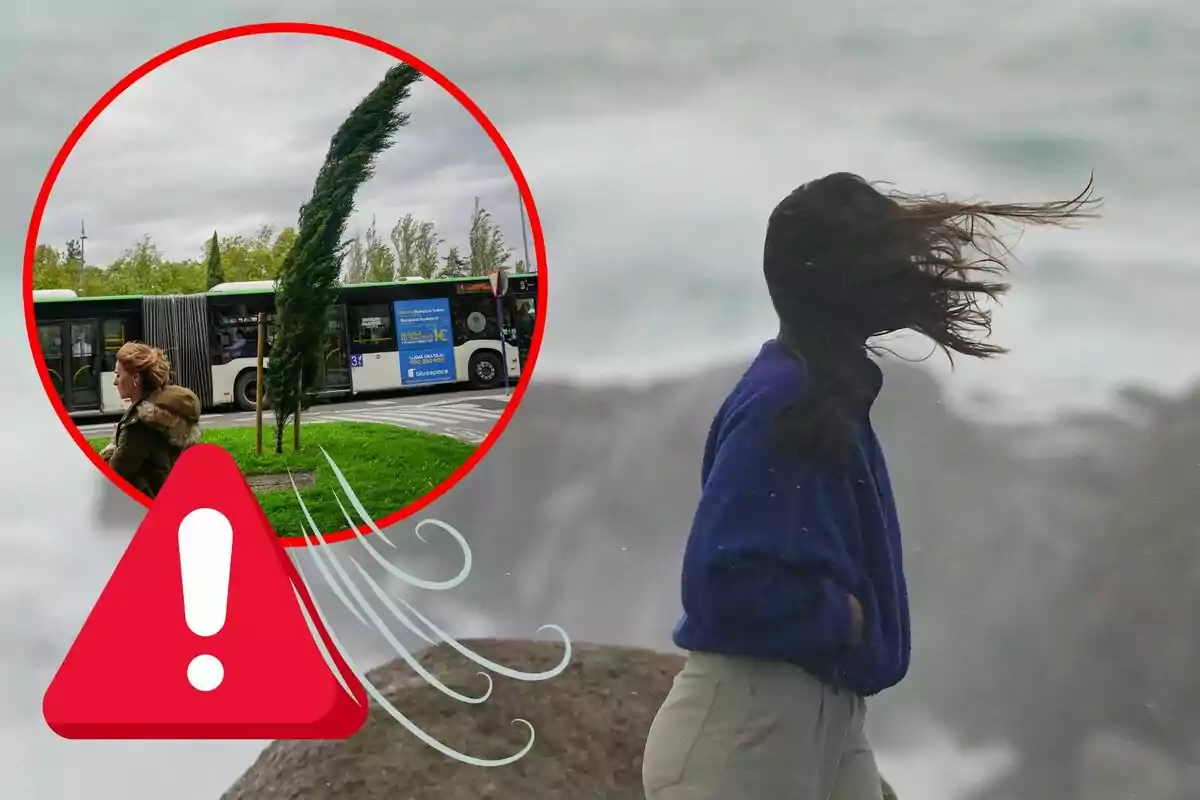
[407,366,452,380]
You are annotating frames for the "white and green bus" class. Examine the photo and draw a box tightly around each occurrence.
[32,274,538,417]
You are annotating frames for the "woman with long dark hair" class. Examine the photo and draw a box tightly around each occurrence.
[641,172,1098,799]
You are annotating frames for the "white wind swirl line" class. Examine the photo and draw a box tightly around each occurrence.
[285,448,572,768]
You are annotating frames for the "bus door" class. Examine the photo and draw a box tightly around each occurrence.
[38,319,102,412]
[506,293,536,369]
[100,316,131,411]
[504,276,537,370]
[320,305,352,393]
[346,302,402,392]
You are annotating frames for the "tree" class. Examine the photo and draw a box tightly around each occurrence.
[64,239,84,263]
[412,220,441,279]
[32,244,66,290]
[389,213,442,279]
[266,62,422,453]
[77,266,112,296]
[441,246,468,277]
[32,243,98,294]
[513,259,528,274]
[363,216,397,282]
[33,240,110,296]
[31,229,290,298]
[272,226,297,268]
[102,235,204,295]
[213,225,295,281]
[390,214,418,278]
[467,197,512,276]
[205,231,224,289]
[343,234,369,283]
[106,236,171,294]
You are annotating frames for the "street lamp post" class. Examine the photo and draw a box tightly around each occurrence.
[518,186,532,273]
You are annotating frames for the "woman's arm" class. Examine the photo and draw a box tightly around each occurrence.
[106,423,154,483]
[99,416,129,462]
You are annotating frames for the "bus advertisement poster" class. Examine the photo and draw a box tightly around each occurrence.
[392,298,456,386]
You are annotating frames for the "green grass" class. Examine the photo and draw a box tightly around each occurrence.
[87,421,476,538]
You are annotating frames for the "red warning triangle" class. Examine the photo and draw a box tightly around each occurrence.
[43,443,368,739]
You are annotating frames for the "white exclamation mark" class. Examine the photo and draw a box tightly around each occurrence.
[178,508,233,692]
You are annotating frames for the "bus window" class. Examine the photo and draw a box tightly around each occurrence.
[348,304,395,354]
[39,324,64,359]
[211,305,271,364]
[70,326,95,361]
[101,317,127,372]
[511,297,536,352]
[451,295,501,345]
[39,324,65,398]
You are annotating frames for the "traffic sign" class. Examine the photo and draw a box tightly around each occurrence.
[488,269,509,297]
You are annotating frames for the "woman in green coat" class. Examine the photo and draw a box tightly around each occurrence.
[99,341,202,498]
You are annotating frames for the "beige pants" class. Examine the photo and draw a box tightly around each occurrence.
[642,652,884,800]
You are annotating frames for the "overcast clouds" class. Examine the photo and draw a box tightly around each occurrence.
[36,33,523,266]
[4,0,1200,407]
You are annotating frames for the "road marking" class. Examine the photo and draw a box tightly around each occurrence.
[442,427,487,444]
[329,406,501,436]
[418,394,511,407]
[402,408,497,425]
[418,404,503,421]
[329,405,498,425]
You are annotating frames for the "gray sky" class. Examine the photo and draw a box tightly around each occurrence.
[36,32,524,266]
[4,0,1200,409]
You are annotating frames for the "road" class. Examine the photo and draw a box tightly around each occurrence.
[75,390,512,445]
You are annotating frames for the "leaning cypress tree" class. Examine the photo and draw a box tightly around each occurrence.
[266,63,422,453]
[205,231,224,288]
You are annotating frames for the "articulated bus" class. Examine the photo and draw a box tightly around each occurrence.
[33,274,538,417]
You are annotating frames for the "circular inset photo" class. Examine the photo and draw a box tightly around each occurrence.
[23,23,546,546]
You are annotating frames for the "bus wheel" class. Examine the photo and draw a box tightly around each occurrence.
[234,370,270,412]
[467,351,504,389]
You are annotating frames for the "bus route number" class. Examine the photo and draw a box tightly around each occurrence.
[350,354,363,368]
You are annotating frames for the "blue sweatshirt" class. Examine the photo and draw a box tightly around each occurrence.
[672,340,911,696]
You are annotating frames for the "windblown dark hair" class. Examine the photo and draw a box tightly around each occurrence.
[765,172,1101,464]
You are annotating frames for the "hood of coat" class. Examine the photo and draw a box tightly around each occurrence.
[133,385,203,448]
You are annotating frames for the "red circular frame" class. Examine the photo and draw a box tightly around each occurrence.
[22,22,548,548]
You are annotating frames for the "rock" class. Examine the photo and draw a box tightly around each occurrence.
[222,639,898,799]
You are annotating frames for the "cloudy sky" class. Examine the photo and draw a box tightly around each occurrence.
[5,0,1200,412]
[36,32,526,267]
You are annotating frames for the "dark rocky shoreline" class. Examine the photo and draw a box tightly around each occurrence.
[221,639,899,799]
